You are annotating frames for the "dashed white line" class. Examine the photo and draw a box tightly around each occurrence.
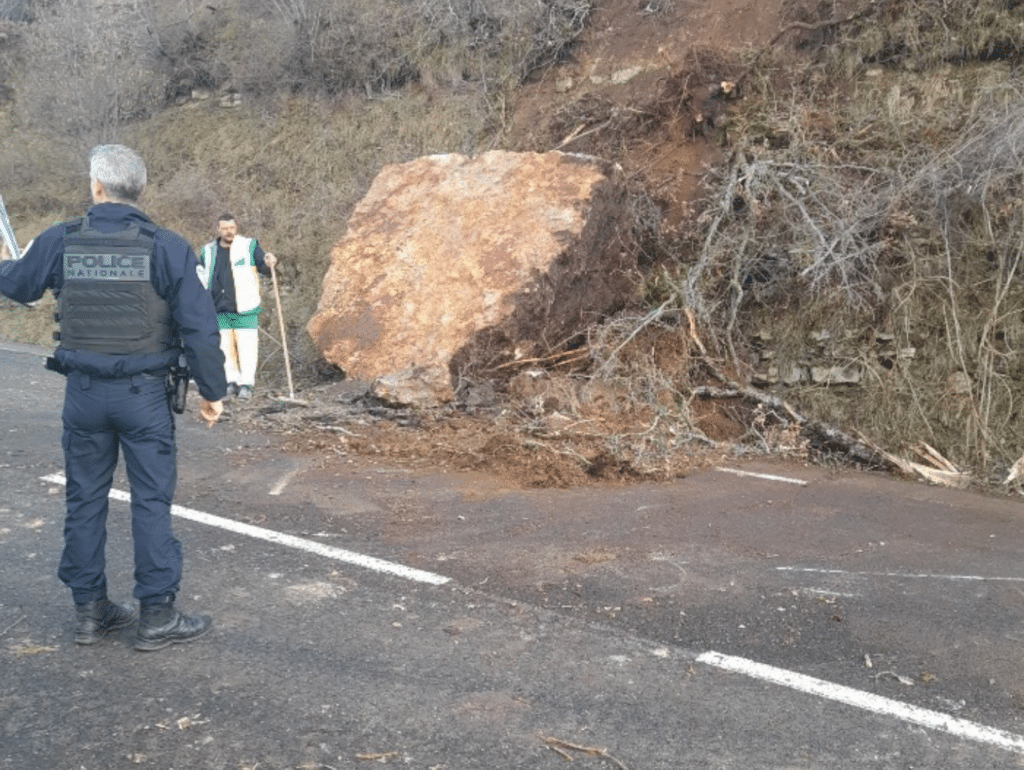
[715,467,808,486]
[698,651,1024,754]
[778,566,1024,583]
[40,472,1024,755]
[41,474,449,586]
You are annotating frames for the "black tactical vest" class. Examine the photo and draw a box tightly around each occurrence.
[56,218,174,355]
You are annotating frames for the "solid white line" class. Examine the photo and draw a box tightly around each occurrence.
[715,467,808,486]
[778,566,1024,583]
[698,651,1024,754]
[41,474,450,586]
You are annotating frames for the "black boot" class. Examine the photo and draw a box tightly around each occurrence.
[75,597,136,645]
[134,602,212,652]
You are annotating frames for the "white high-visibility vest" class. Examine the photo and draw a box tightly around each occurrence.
[197,236,260,313]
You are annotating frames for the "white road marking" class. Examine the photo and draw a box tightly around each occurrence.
[799,588,861,598]
[698,651,1024,754]
[778,566,1024,583]
[41,474,449,586]
[715,467,808,486]
[40,472,1024,753]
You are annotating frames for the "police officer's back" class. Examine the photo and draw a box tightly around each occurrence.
[0,144,227,651]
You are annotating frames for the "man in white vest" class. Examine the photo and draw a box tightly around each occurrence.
[197,213,277,400]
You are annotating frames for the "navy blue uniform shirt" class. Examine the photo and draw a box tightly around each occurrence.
[0,203,227,401]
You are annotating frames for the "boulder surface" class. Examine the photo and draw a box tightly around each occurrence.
[307,150,635,405]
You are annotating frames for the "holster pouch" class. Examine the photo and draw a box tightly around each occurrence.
[167,353,190,415]
[44,356,70,376]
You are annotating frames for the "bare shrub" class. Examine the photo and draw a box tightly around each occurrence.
[199,0,592,98]
[144,168,221,237]
[141,1,223,102]
[881,84,1024,471]
[578,309,723,475]
[15,0,167,145]
[640,58,1024,478]
[4,0,592,147]
[795,0,1024,74]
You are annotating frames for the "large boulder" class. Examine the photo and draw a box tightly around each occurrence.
[306,150,635,405]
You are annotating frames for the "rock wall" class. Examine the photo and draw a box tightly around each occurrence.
[751,330,917,387]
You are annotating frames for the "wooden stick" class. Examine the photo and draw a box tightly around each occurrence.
[916,442,960,473]
[543,737,632,770]
[491,349,591,371]
[269,262,296,399]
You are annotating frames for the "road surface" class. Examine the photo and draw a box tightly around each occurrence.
[3,342,1024,769]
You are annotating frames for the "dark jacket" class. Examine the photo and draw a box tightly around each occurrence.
[0,203,227,401]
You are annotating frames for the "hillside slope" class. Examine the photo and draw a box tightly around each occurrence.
[4,0,1024,491]
[491,0,1024,490]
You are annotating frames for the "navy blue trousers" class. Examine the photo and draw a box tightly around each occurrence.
[58,370,181,606]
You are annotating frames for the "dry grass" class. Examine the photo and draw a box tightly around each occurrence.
[0,0,594,393]
[5,0,1024,487]
[0,86,507,391]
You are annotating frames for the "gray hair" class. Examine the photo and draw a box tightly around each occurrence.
[89,144,147,202]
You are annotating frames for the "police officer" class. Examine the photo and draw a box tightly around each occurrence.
[0,145,227,651]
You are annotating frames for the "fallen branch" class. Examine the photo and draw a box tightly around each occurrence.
[543,737,631,770]
[1004,451,1024,485]
[521,439,591,466]
[681,307,890,465]
[544,738,605,757]
[684,307,708,356]
[316,424,363,437]
[491,348,591,371]
[556,117,616,150]
[687,385,882,467]
[856,433,971,489]
[355,751,399,761]
[913,442,960,474]
[886,452,970,489]
[547,744,573,761]
[873,670,915,686]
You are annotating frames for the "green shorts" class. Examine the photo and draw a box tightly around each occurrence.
[217,309,261,330]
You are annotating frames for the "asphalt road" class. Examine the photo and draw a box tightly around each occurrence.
[3,341,1024,769]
